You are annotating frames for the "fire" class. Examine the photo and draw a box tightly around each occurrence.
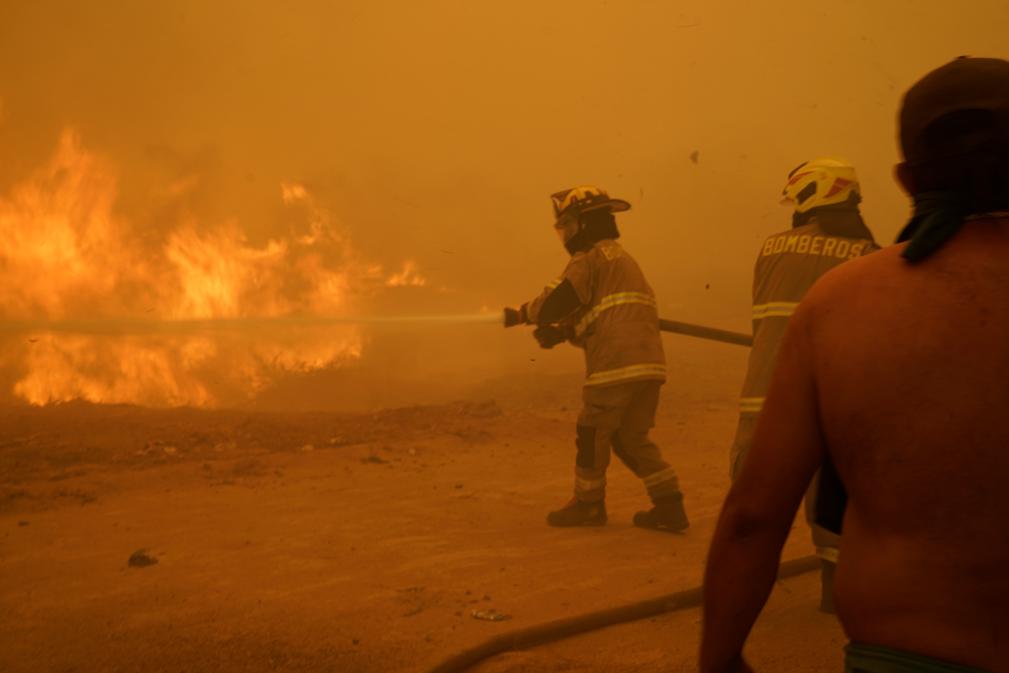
[14,335,218,408]
[0,131,421,407]
[164,225,291,319]
[386,260,427,288]
[0,130,143,319]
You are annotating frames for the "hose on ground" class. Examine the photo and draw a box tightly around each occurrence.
[426,554,820,673]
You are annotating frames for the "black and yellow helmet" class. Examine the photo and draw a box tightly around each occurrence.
[550,186,631,221]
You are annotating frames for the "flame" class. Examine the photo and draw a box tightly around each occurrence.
[0,131,422,407]
[0,130,145,318]
[164,224,291,319]
[14,335,218,408]
[386,260,427,288]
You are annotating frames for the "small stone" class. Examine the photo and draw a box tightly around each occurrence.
[163,446,178,456]
[454,483,463,489]
[361,455,387,464]
[17,520,29,527]
[128,549,158,568]
[471,608,511,622]
[300,444,315,452]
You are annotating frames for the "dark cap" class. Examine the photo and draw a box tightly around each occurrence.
[900,56,1009,162]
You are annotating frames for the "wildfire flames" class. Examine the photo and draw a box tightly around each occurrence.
[0,130,426,407]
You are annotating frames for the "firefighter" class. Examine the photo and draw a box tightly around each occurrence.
[504,186,688,532]
[729,158,878,612]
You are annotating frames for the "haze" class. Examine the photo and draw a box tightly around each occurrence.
[1,1,1007,408]
[3,4,1009,672]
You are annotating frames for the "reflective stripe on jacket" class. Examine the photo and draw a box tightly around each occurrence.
[739,218,878,412]
[526,240,666,388]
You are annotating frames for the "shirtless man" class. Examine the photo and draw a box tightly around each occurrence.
[700,57,1009,673]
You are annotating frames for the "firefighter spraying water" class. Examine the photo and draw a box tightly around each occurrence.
[502,186,691,531]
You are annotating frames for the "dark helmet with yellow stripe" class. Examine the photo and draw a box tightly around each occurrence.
[551,186,631,221]
[550,186,628,255]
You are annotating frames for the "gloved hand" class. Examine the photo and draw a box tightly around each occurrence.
[503,305,527,327]
[533,325,569,349]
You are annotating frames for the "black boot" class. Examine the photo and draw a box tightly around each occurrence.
[819,559,837,614]
[633,493,689,533]
[546,498,607,527]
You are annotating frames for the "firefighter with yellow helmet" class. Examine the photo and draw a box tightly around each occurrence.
[504,186,688,532]
[730,158,878,611]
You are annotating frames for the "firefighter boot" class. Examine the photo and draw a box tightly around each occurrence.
[546,498,607,527]
[633,493,689,533]
[819,559,837,614]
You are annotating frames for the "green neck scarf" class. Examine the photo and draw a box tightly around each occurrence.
[896,191,970,263]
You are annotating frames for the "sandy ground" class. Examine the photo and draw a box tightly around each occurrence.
[0,339,845,672]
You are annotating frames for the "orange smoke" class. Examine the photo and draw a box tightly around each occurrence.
[0,131,420,407]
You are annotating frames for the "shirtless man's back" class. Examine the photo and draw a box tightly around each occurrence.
[701,57,1009,673]
[814,223,1009,670]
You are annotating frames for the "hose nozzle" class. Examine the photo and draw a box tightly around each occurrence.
[503,307,523,328]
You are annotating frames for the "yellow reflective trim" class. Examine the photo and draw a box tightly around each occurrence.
[576,476,606,492]
[585,363,666,386]
[546,278,563,290]
[643,467,678,488]
[739,396,764,413]
[576,291,656,336]
[752,301,799,320]
[816,546,840,563]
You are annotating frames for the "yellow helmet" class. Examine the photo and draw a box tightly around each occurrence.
[551,185,630,220]
[781,158,860,214]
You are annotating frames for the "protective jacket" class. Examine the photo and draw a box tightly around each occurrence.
[738,214,878,419]
[524,239,665,388]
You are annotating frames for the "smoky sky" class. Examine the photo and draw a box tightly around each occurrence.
[2,0,1008,331]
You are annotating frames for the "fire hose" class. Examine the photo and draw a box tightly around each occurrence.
[422,316,802,673]
[502,307,752,348]
[426,555,820,673]
[657,318,752,347]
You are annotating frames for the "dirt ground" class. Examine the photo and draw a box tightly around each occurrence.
[0,339,845,672]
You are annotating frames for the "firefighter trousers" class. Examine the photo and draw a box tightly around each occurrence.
[730,412,840,559]
[573,380,681,503]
